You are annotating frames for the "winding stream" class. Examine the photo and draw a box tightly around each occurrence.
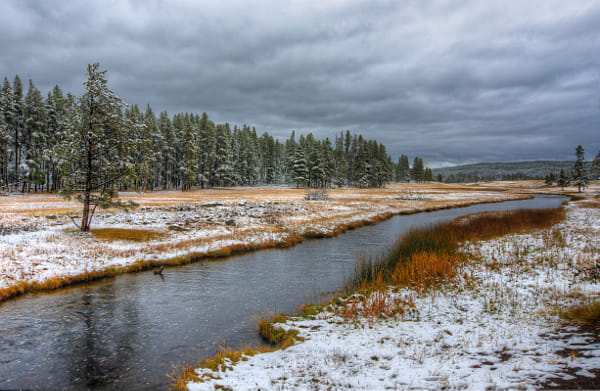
[0,195,566,390]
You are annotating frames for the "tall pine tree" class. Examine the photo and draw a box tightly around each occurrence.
[57,63,136,231]
[572,145,587,192]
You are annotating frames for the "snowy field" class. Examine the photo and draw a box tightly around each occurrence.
[0,184,520,296]
[188,199,600,390]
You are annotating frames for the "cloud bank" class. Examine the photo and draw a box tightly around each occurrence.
[1,0,599,166]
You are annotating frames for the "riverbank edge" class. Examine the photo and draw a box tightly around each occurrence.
[0,193,532,304]
[180,194,581,390]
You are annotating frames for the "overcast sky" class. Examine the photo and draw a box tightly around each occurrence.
[1,0,599,167]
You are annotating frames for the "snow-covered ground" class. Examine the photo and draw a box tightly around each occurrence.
[188,201,600,390]
[0,186,518,294]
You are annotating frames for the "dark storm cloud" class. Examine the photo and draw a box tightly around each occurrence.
[1,0,599,166]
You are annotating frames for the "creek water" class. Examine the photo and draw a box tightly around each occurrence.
[0,195,566,390]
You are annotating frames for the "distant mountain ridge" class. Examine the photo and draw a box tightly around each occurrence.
[432,161,582,182]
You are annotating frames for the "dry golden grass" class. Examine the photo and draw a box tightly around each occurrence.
[90,228,167,241]
[168,362,202,391]
[348,207,566,294]
[0,182,519,214]
[257,313,301,348]
[559,301,600,326]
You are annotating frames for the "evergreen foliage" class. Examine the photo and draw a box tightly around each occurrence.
[0,65,426,195]
[56,63,137,231]
[591,151,600,181]
[572,145,587,192]
[557,169,569,190]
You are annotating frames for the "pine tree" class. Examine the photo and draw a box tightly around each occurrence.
[332,133,347,187]
[373,142,393,187]
[557,169,569,191]
[0,79,11,189]
[144,104,163,190]
[0,105,8,190]
[180,117,198,190]
[572,145,587,193]
[397,154,410,182]
[411,157,424,183]
[424,167,433,182]
[22,80,47,191]
[292,147,309,188]
[158,111,176,189]
[321,138,336,188]
[259,132,277,184]
[353,136,370,187]
[12,76,24,188]
[544,172,556,186]
[57,63,136,231]
[214,123,232,186]
[590,151,600,181]
[197,112,216,187]
[45,85,67,192]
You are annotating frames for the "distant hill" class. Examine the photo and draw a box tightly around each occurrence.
[432,161,583,183]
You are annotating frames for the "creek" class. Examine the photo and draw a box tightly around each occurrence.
[0,195,567,390]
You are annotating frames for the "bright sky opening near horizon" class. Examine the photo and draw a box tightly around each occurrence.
[1,0,599,167]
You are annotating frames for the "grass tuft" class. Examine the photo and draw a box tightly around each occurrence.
[168,362,201,391]
[258,313,300,348]
[559,301,600,326]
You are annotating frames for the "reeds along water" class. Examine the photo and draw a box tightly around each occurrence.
[348,208,566,292]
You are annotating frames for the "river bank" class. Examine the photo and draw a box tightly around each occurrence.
[0,183,527,302]
[187,194,600,390]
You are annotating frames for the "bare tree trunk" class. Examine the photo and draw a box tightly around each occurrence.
[81,145,93,231]
[81,192,90,231]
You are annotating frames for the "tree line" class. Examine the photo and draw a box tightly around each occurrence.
[544,145,600,192]
[0,65,435,195]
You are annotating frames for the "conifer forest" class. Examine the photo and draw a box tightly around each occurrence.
[0,65,433,194]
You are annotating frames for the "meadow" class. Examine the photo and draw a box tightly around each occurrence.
[0,182,525,302]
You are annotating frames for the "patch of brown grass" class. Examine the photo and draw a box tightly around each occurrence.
[560,301,600,326]
[340,291,416,320]
[576,200,600,209]
[257,313,301,348]
[348,207,566,293]
[90,228,166,242]
[168,362,201,391]
[389,251,459,291]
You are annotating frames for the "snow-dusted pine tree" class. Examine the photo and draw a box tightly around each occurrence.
[590,151,600,181]
[158,110,176,189]
[214,123,233,186]
[180,117,198,191]
[23,80,47,191]
[0,80,11,189]
[572,145,587,193]
[11,76,24,188]
[57,63,137,231]
[292,147,309,188]
[557,169,569,191]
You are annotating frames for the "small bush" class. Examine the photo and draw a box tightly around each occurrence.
[305,189,329,201]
